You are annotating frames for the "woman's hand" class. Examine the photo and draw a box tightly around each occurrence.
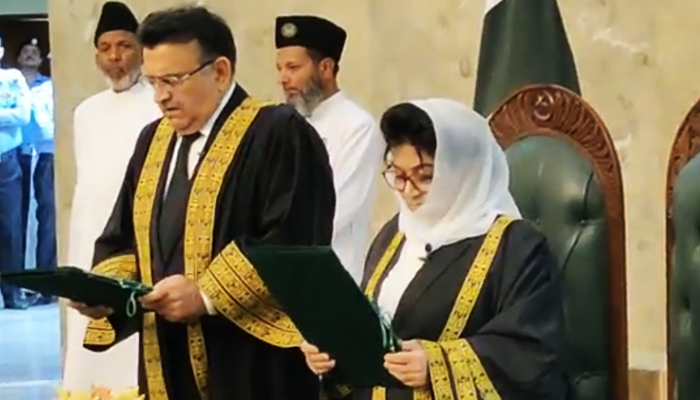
[300,341,336,375]
[383,340,429,388]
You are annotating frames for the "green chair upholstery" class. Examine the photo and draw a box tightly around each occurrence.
[666,101,700,400]
[489,85,629,400]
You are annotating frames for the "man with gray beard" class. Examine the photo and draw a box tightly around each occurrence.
[275,15,383,284]
[63,1,161,392]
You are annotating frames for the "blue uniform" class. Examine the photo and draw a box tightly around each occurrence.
[0,68,31,309]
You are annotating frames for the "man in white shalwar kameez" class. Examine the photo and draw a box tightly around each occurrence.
[62,1,161,392]
[275,15,383,284]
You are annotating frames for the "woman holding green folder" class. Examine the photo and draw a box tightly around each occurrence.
[301,99,571,400]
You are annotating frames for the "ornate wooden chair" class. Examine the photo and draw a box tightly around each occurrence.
[489,85,629,400]
[666,98,700,400]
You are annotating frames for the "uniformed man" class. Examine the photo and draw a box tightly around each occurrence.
[0,35,31,310]
[275,15,383,284]
[16,38,55,306]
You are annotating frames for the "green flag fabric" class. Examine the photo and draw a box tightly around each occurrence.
[473,0,580,116]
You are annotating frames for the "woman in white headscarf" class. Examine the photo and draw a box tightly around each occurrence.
[301,99,571,400]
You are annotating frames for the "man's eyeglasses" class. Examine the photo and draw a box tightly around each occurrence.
[144,58,216,90]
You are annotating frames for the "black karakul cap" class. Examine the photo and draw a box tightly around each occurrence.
[93,1,139,47]
[275,15,347,63]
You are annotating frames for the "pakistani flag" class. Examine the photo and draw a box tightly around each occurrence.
[473,0,580,116]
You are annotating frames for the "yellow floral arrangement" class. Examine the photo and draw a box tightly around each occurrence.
[56,386,144,400]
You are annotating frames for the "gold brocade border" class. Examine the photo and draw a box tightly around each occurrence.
[184,98,275,398]
[198,243,301,346]
[365,232,404,400]
[84,254,139,346]
[421,340,454,400]
[131,98,273,399]
[132,118,174,400]
[441,340,477,400]
[92,254,138,280]
[434,217,512,400]
[413,387,432,400]
[463,340,500,400]
[192,99,301,348]
[371,387,386,400]
[364,233,404,296]
[438,216,514,342]
[84,317,116,346]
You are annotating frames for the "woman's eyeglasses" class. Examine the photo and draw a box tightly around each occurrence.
[382,165,433,192]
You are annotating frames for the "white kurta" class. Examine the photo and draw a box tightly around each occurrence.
[62,80,161,391]
[307,91,382,284]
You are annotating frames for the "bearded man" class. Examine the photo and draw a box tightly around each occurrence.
[275,15,383,284]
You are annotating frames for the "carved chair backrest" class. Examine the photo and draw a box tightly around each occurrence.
[665,98,700,400]
[489,85,629,400]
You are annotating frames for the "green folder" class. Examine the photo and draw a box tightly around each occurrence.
[243,245,404,388]
[0,266,152,317]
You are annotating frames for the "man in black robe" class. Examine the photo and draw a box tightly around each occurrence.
[70,5,336,400]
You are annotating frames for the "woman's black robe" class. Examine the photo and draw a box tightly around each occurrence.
[345,216,571,400]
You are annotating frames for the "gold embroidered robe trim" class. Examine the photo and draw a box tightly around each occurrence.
[83,254,138,346]
[190,98,301,348]
[83,317,117,347]
[444,339,500,400]
[371,387,386,400]
[419,340,454,400]
[365,233,404,400]
[440,340,477,400]
[184,97,280,398]
[132,115,176,400]
[197,243,302,347]
[92,254,138,279]
[131,97,287,399]
[439,216,514,342]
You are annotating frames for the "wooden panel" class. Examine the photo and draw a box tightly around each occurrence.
[629,369,666,400]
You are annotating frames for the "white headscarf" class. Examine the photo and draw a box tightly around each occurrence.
[395,98,521,250]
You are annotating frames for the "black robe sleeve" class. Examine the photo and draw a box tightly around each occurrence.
[248,106,335,245]
[83,121,159,351]
[197,105,336,345]
[425,223,571,400]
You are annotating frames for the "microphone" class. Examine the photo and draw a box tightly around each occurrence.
[420,244,432,262]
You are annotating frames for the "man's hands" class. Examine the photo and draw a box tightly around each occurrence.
[139,275,207,323]
[68,275,207,324]
[300,341,336,375]
[69,302,113,319]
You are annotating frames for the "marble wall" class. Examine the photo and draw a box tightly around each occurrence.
[49,0,694,373]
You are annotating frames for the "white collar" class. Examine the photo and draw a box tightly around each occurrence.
[309,90,344,121]
[200,81,237,138]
